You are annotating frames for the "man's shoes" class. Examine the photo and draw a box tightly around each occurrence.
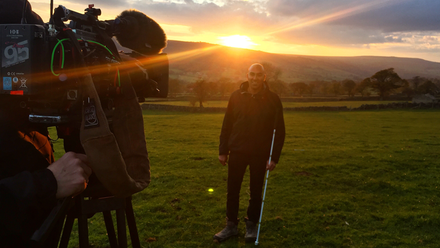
[245,219,258,243]
[213,221,238,242]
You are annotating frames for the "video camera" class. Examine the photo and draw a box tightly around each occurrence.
[0,1,168,126]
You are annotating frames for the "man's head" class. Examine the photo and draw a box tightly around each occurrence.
[247,63,266,94]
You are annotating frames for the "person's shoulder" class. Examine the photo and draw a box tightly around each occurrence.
[230,89,242,96]
[230,82,247,98]
[227,90,241,104]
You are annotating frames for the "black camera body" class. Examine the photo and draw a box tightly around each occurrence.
[1,24,47,95]
[0,4,168,125]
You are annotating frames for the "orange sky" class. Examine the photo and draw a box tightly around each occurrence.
[30,0,440,62]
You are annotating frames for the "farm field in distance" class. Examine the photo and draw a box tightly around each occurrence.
[49,103,440,247]
[142,100,409,109]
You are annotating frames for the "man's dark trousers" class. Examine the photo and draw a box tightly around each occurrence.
[226,152,267,225]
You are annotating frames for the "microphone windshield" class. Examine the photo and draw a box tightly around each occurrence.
[114,10,167,55]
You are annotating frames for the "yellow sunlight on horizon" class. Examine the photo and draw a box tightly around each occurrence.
[218,35,257,49]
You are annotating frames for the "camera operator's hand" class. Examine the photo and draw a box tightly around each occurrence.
[48,152,92,199]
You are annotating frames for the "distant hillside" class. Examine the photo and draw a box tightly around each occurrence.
[163,40,440,83]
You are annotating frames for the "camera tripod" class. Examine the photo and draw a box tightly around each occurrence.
[32,175,141,248]
[31,133,143,248]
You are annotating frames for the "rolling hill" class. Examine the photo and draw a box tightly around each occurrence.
[162,40,440,83]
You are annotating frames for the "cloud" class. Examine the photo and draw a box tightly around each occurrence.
[127,0,274,36]
[330,1,440,32]
[35,0,440,39]
[271,26,404,46]
[258,0,440,54]
[56,0,440,44]
[266,0,440,32]
[39,0,440,61]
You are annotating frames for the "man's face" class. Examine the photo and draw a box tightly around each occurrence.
[247,65,266,93]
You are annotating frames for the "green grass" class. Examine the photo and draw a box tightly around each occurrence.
[143,100,407,109]
[49,108,440,248]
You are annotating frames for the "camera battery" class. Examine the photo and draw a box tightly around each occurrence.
[0,24,46,95]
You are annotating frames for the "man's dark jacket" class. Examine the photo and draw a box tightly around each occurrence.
[0,108,57,246]
[219,82,285,163]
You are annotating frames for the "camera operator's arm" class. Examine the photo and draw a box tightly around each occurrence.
[0,152,91,243]
[48,152,92,198]
[0,169,58,243]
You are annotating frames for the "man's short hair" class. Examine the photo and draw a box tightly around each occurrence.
[248,63,265,73]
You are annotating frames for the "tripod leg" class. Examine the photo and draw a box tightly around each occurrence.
[78,213,89,248]
[116,208,127,248]
[59,214,75,248]
[125,197,141,248]
[103,211,118,248]
[42,215,65,248]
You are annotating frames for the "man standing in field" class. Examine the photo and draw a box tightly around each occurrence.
[214,63,285,243]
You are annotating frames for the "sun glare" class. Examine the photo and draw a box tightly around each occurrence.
[219,35,257,49]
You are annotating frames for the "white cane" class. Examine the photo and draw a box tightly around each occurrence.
[255,125,277,246]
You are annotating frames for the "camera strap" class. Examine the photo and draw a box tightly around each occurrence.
[60,27,150,197]
[79,71,150,197]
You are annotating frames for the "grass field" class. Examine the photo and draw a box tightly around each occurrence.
[50,107,440,247]
[142,100,407,109]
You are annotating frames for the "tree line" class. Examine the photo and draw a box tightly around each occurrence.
[168,63,440,106]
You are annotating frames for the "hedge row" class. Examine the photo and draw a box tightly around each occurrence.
[141,102,440,113]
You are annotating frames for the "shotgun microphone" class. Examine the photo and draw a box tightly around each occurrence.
[110,9,167,55]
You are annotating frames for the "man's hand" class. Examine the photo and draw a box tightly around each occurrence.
[48,152,92,199]
[218,154,228,166]
[266,160,276,171]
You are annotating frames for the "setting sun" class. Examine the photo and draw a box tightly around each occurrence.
[218,35,257,49]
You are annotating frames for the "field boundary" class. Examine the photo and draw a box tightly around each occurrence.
[141,102,440,112]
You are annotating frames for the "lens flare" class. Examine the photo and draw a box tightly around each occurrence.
[266,0,395,36]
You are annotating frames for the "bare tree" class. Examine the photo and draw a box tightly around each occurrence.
[331,81,341,96]
[289,82,309,97]
[188,79,214,108]
[261,62,282,83]
[320,82,331,96]
[419,80,439,95]
[411,76,422,94]
[401,79,414,98]
[342,79,356,97]
[356,78,371,97]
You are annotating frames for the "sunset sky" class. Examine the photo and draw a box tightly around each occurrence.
[29,0,440,62]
